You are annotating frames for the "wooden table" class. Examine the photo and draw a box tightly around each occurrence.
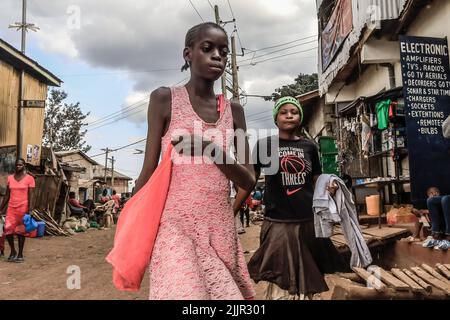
[353,179,410,229]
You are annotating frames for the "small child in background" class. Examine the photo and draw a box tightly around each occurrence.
[422,187,450,250]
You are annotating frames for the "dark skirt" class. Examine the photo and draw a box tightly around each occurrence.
[247,219,348,295]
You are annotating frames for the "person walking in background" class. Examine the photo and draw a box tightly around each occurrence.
[0,158,35,263]
[242,97,346,299]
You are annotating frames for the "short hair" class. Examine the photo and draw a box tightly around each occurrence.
[113,190,116,195]
[427,186,440,195]
[69,191,76,198]
[181,22,228,72]
[15,158,26,165]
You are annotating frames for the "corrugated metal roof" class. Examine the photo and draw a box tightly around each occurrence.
[318,0,409,95]
[0,38,62,87]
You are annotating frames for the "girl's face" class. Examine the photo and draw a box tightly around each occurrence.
[276,104,301,132]
[15,160,25,173]
[184,27,229,81]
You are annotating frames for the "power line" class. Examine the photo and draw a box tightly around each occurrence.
[188,0,205,22]
[239,39,317,63]
[86,138,148,159]
[85,76,189,131]
[206,0,214,10]
[243,35,317,53]
[240,47,318,66]
[240,55,316,68]
[86,97,149,128]
[61,67,180,77]
[87,106,147,131]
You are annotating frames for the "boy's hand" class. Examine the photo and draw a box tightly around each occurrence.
[327,181,339,197]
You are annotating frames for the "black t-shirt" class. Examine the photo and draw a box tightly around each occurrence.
[254,136,322,222]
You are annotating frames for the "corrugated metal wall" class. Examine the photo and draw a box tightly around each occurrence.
[0,59,48,166]
[319,0,410,94]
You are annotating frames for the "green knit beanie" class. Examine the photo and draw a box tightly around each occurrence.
[273,96,303,124]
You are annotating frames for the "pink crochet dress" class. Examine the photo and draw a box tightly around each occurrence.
[148,86,255,300]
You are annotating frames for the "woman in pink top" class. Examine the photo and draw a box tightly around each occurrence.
[131,22,256,299]
[0,158,35,263]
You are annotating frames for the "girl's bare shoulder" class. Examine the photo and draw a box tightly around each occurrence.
[149,86,171,116]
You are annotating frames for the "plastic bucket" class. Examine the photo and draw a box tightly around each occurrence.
[366,195,381,216]
[37,221,46,237]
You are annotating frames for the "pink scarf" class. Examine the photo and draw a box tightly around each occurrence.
[106,144,173,291]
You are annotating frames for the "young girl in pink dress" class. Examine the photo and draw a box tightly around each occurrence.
[129,22,256,300]
[0,158,35,263]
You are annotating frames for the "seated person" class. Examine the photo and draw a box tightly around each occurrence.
[111,190,121,214]
[411,206,431,240]
[94,199,115,227]
[99,189,111,204]
[68,192,89,218]
[422,187,450,250]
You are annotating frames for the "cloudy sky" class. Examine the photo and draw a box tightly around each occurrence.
[0,0,318,183]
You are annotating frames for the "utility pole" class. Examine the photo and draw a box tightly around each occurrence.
[111,156,115,188]
[101,148,110,184]
[230,35,239,103]
[9,0,39,159]
[214,5,227,98]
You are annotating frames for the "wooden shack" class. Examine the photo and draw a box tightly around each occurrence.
[0,37,62,167]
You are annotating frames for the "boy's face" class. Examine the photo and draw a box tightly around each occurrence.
[276,104,301,131]
[427,187,440,198]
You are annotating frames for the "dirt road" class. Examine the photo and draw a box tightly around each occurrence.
[0,223,266,300]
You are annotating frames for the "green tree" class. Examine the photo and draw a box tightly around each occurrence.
[43,89,91,153]
[266,73,318,101]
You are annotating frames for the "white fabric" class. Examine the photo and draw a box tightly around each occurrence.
[443,115,450,139]
[313,174,372,268]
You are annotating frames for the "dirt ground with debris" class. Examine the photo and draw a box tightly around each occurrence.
[0,222,270,300]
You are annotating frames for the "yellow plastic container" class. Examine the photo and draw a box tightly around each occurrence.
[366,195,381,216]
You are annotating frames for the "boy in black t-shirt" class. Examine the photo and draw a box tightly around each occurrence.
[246,96,345,299]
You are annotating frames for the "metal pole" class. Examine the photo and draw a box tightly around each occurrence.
[111,156,115,188]
[102,148,109,184]
[17,0,27,159]
[21,0,27,53]
[231,35,239,103]
[214,5,227,98]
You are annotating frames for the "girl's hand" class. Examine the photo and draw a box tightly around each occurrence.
[171,134,214,157]
[327,181,339,197]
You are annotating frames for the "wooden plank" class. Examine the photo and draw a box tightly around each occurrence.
[421,264,449,284]
[410,267,450,295]
[444,264,450,270]
[391,268,427,294]
[367,266,409,291]
[352,267,387,292]
[362,227,408,240]
[403,269,432,292]
[331,234,347,245]
[436,264,450,280]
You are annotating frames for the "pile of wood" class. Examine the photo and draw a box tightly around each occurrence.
[31,209,71,237]
[331,263,450,299]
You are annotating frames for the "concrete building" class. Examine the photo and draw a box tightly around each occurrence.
[316,0,450,206]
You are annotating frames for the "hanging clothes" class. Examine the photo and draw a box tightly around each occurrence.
[361,114,371,155]
[313,174,373,268]
[376,99,391,130]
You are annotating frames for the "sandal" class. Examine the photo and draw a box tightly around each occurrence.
[7,255,17,262]
[14,257,24,263]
